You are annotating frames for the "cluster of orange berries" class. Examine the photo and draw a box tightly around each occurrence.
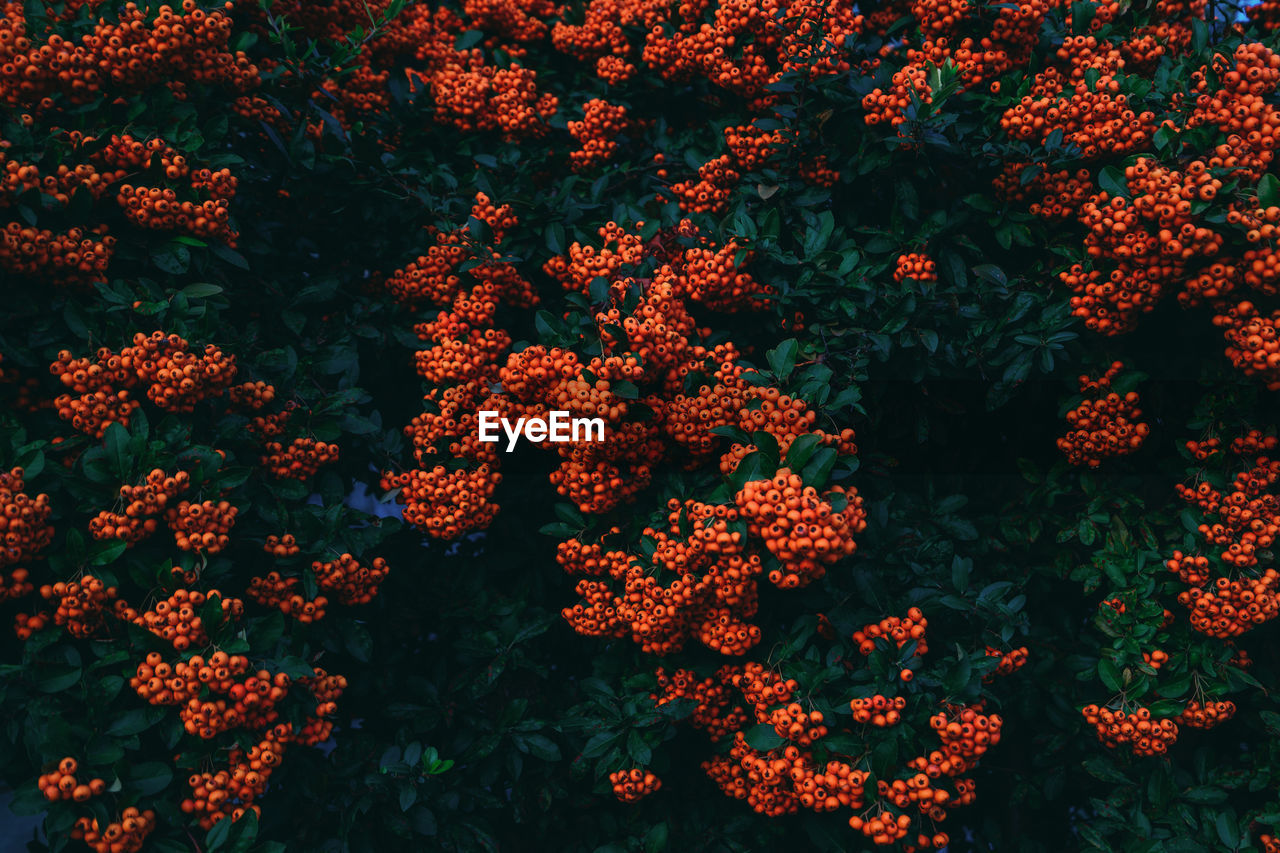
[382,464,501,540]
[131,650,250,706]
[893,252,937,285]
[166,499,237,554]
[50,332,239,436]
[312,62,392,134]
[132,587,241,651]
[0,222,116,287]
[89,468,190,546]
[1176,699,1236,729]
[1167,430,1280,637]
[416,59,558,141]
[311,554,390,605]
[179,668,291,739]
[380,195,529,535]
[1176,430,1280,568]
[298,667,347,743]
[567,99,629,172]
[667,155,739,215]
[851,694,908,726]
[724,123,794,171]
[1057,361,1149,467]
[247,572,327,623]
[853,608,930,658]
[1213,301,1280,390]
[1142,649,1169,670]
[263,533,300,557]
[863,65,932,129]
[609,768,662,802]
[983,646,1028,680]
[735,469,867,588]
[38,757,105,802]
[651,666,749,741]
[0,1,259,110]
[542,220,644,294]
[382,194,524,307]
[181,733,285,830]
[658,661,994,848]
[0,467,53,566]
[384,213,861,655]
[260,437,340,480]
[679,240,774,312]
[108,137,239,245]
[1178,571,1280,638]
[0,567,32,603]
[927,704,1003,774]
[228,380,276,411]
[562,499,765,656]
[1002,65,1156,160]
[993,37,1280,364]
[248,402,299,441]
[72,807,156,853]
[40,576,123,639]
[1081,704,1179,756]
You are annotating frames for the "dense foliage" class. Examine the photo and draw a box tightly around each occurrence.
[3,0,1280,851]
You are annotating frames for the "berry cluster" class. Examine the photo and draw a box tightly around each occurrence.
[850,695,908,726]
[609,768,662,802]
[50,332,238,437]
[893,252,937,285]
[311,554,390,605]
[1176,700,1236,729]
[89,468,190,546]
[567,99,629,172]
[40,576,122,639]
[132,587,241,651]
[37,757,105,803]
[1057,361,1149,467]
[1081,704,1179,756]
[71,807,156,853]
[166,499,238,554]
[735,469,867,588]
[0,467,53,565]
[260,437,340,480]
[247,572,328,623]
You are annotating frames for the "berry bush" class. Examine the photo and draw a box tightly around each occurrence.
[3,0,1280,851]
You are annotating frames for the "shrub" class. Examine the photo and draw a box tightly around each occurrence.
[2,1,1280,852]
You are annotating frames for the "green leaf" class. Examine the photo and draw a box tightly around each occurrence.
[455,29,485,50]
[107,707,163,737]
[1082,757,1130,785]
[784,434,823,470]
[1098,657,1122,692]
[519,733,561,762]
[103,422,131,479]
[582,732,619,758]
[211,242,250,270]
[801,448,838,488]
[126,761,173,796]
[180,283,224,299]
[644,822,669,853]
[33,665,81,693]
[1098,166,1128,199]
[626,730,652,765]
[766,339,799,380]
[151,244,191,275]
[742,724,786,751]
[973,264,1008,287]
[1260,173,1280,209]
